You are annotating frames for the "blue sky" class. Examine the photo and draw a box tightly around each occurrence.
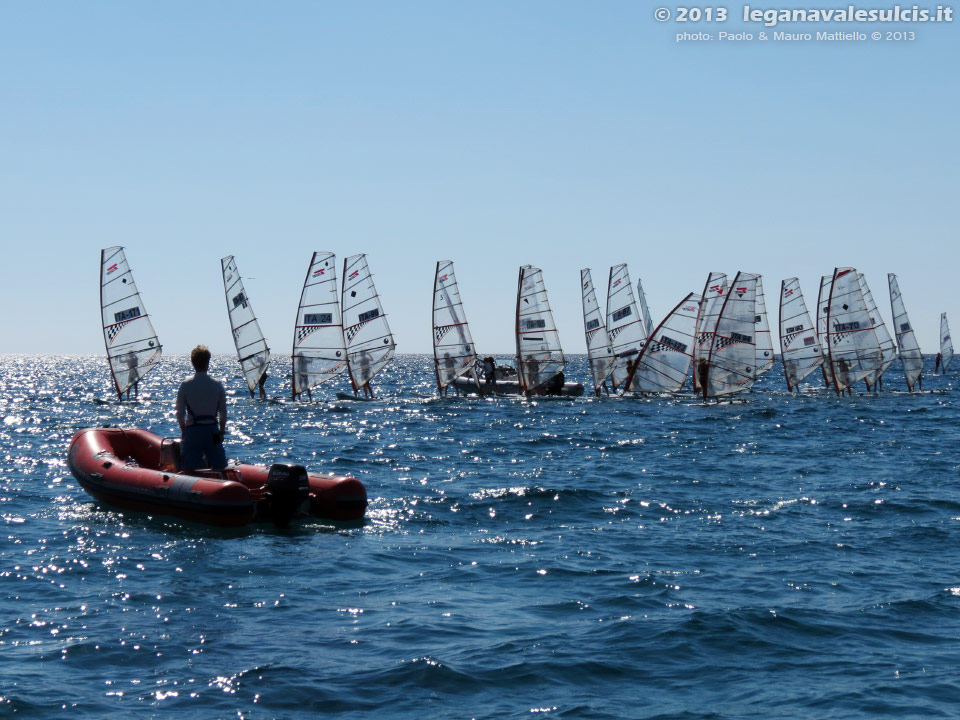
[1,2,957,356]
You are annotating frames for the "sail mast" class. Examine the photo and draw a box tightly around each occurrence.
[778,278,823,392]
[693,272,727,394]
[702,272,758,399]
[515,265,565,396]
[606,264,645,391]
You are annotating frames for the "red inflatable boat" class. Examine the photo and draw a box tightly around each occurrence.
[67,427,367,527]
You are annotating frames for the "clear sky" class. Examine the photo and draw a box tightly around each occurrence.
[1,2,957,356]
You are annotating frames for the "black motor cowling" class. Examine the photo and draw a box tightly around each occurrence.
[265,463,310,527]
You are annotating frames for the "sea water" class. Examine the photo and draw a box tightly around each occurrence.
[1,354,959,719]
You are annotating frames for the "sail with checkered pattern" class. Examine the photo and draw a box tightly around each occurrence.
[100,246,162,399]
[703,271,758,398]
[291,252,347,398]
[625,292,700,394]
[693,272,727,393]
[342,254,396,394]
[222,255,270,395]
[778,278,823,392]
[433,261,479,391]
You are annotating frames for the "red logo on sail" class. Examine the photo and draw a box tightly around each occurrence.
[439,274,448,282]
[313,268,325,277]
[710,285,724,295]
[613,278,621,287]
[348,270,360,280]
[106,264,118,275]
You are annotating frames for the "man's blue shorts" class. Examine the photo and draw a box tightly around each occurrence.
[181,424,227,471]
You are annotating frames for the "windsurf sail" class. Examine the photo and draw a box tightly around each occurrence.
[516,265,564,395]
[637,277,654,341]
[624,292,700,394]
[433,260,480,392]
[221,255,270,396]
[693,272,727,393]
[888,273,923,392]
[100,247,162,399]
[342,254,396,396]
[754,275,775,376]
[581,268,614,395]
[859,272,895,390]
[778,278,823,392]
[825,267,882,394]
[702,272,758,398]
[606,264,646,390]
[291,252,347,398]
[941,312,954,372]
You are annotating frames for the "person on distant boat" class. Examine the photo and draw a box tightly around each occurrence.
[482,356,497,393]
[936,352,943,373]
[257,371,268,400]
[175,345,228,472]
[525,355,540,392]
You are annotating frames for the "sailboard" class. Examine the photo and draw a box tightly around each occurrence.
[624,292,700,394]
[825,267,882,394]
[778,278,823,392]
[693,272,727,393]
[606,264,646,390]
[701,272,758,398]
[432,261,480,393]
[516,265,565,395]
[887,273,923,392]
[581,268,614,396]
[221,256,271,397]
[342,254,396,397]
[858,272,896,390]
[941,313,954,372]
[754,275,775,376]
[291,252,347,399]
[100,247,162,399]
[637,277,655,342]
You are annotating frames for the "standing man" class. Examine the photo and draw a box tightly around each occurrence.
[175,345,228,471]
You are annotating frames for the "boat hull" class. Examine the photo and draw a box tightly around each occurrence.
[67,427,367,526]
[451,377,585,397]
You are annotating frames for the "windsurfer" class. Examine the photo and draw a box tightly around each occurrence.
[357,348,374,398]
[697,358,709,396]
[525,355,540,391]
[295,355,312,401]
[482,356,497,392]
[175,345,228,472]
[258,371,268,400]
[124,352,139,400]
[936,352,942,373]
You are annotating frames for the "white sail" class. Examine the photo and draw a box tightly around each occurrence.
[826,267,882,393]
[433,261,479,391]
[778,278,823,391]
[941,313,954,372]
[888,273,923,392]
[516,265,564,394]
[581,268,614,394]
[702,272,758,398]
[693,272,727,393]
[606,264,646,389]
[625,292,700,394]
[221,255,270,395]
[754,275,775,376]
[291,252,347,398]
[100,246,162,398]
[342,254,396,394]
[637,277,654,341]
[859,272,896,388]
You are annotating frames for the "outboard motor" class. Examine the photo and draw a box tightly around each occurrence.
[265,464,310,527]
